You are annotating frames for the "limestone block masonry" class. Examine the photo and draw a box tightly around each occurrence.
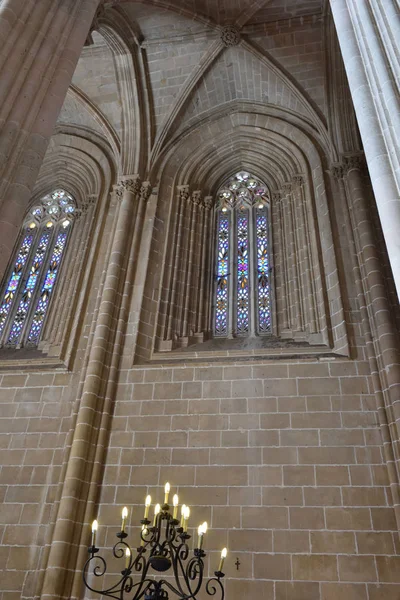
[0,1,399,599]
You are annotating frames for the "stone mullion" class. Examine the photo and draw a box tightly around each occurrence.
[158,188,182,343]
[300,181,320,334]
[287,182,304,332]
[197,197,212,335]
[202,200,213,335]
[0,0,101,277]
[185,191,201,338]
[181,193,198,339]
[272,192,288,334]
[166,185,188,341]
[176,195,192,341]
[188,200,202,336]
[40,175,140,599]
[293,177,317,334]
[330,0,400,297]
[281,185,298,332]
[336,168,400,527]
[344,161,400,468]
[55,203,95,344]
[45,207,91,346]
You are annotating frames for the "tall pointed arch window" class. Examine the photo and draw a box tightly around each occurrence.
[214,172,271,337]
[0,189,76,348]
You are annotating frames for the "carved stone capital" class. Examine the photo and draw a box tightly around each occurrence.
[221,26,240,47]
[292,175,305,187]
[282,182,292,195]
[87,194,97,205]
[203,196,213,210]
[192,190,202,205]
[116,175,141,198]
[177,185,190,202]
[344,153,367,173]
[331,154,366,180]
[331,164,345,180]
[140,181,152,202]
[272,191,282,202]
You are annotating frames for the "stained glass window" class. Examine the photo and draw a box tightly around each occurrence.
[215,211,230,336]
[0,189,75,348]
[214,172,271,337]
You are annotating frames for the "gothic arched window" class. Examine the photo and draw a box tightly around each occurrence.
[0,189,76,348]
[214,172,271,337]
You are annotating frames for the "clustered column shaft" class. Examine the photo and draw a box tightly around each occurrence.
[159,185,212,350]
[329,0,400,298]
[40,176,142,598]
[334,155,400,524]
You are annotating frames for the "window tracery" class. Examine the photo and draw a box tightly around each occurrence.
[214,172,271,337]
[0,189,76,348]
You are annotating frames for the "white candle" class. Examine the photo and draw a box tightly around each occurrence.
[121,507,128,532]
[173,494,179,519]
[164,482,170,504]
[144,495,151,520]
[218,548,227,572]
[91,520,98,547]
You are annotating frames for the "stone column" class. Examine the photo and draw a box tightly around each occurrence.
[329,0,400,298]
[332,160,400,525]
[166,185,189,341]
[0,0,100,276]
[40,176,141,600]
[182,190,201,339]
[336,155,400,494]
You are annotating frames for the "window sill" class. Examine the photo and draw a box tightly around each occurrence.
[0,347,67,371]
[139,336,345,365]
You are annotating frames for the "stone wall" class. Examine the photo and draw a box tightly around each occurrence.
[0,1,400,599]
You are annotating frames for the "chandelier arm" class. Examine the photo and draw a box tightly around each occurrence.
[170,542,192,598]
[161,578,193,599]
[82,555,123,600]
[123,576,155,600]
[184,556,204,598]
[205,576,225,600]
[126,551,152,599]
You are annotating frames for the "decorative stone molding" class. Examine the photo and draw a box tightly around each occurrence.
[203,196,213,210]
[331,154,367,180]
[116,175,141,198]
[192,191,202,205]
[331,164,345,180]
[140,182,152,202]
[344,153,367,173]
[177,185,190,202]
[272,191,282,202]
[220,26,241,47]
[292,175,305,187]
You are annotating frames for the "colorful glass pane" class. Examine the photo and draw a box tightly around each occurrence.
[27,230,69,344]
[236,209,249,334]
[7,230,51,344]
[215,211,229,336]
[256,207,271,332]
[0,232,34,336]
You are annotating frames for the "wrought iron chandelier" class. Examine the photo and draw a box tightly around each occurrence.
[83,483,228,600]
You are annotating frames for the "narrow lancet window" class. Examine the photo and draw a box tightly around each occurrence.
[213,172,271,338]
[0,189,75,348]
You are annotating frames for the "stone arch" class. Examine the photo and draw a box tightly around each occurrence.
[15,126,118,366]
[134,104,348,361]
